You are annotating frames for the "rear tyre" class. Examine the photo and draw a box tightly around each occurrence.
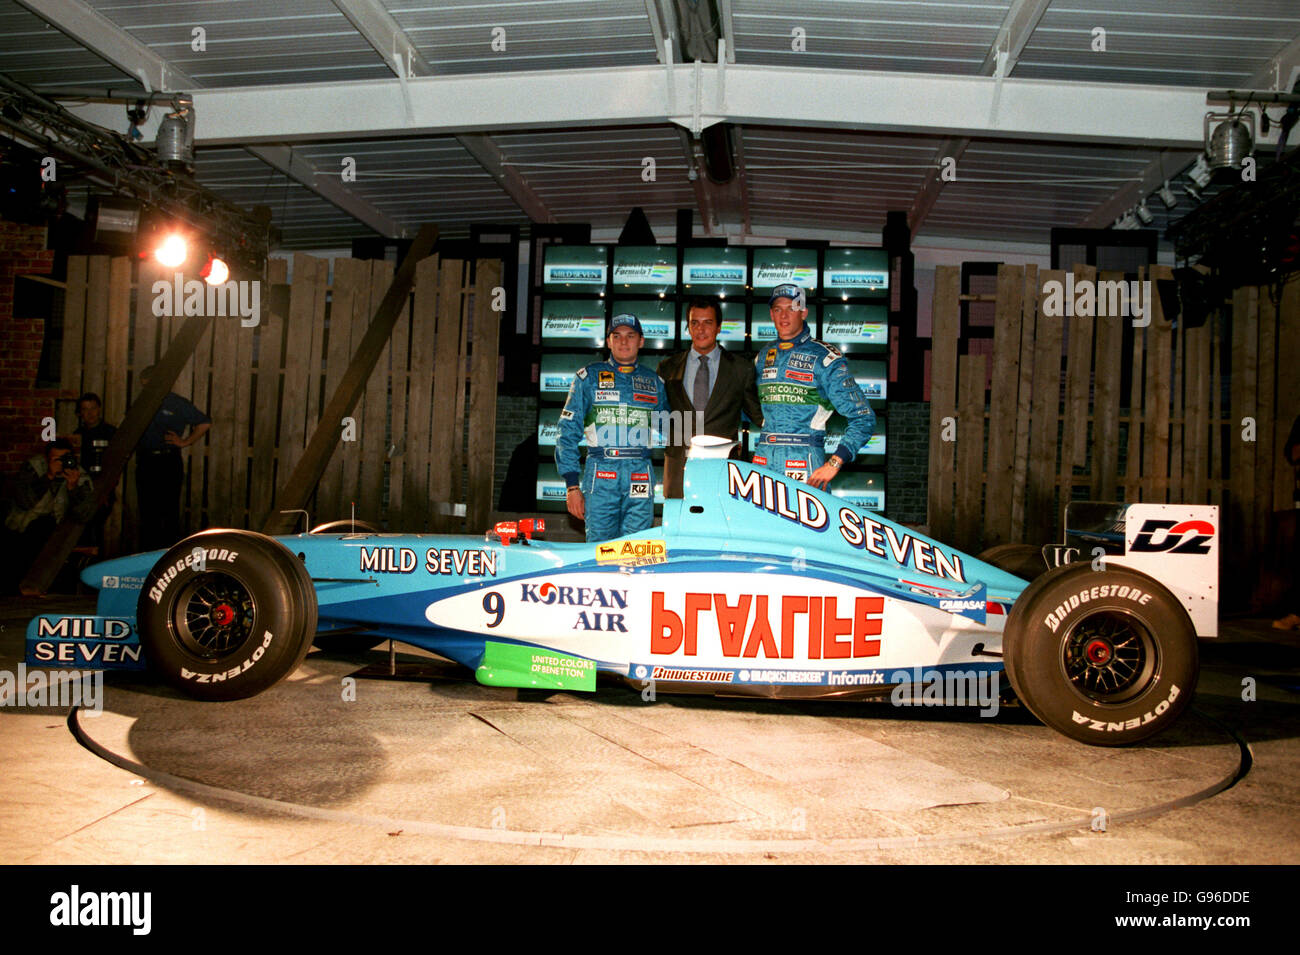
[1002,564,1197,746]
[136,529,317,701]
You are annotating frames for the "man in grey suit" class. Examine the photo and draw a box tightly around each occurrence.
[657,296,763,498]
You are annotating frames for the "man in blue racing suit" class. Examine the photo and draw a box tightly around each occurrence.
[753,283,875,489]
[557,313,671,541]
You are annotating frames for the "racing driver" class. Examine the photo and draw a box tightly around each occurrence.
[754,283,875,489]
[558,313,671,541]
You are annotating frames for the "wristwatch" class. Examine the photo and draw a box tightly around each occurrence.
[827,455,842,470]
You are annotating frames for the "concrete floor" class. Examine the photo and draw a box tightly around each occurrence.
[1,594,1297,864]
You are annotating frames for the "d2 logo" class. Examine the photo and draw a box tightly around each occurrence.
[1130,519,1215,555]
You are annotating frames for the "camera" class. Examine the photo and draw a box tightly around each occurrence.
[58,451,79,471]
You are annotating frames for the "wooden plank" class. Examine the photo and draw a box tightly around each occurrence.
[1146,269,1172,501]
[1253,281,1277,554]
[261,224,439,536]
[339,260,372,517]
[1185,321,1210,504]
[1091,270,1125,500]
[982,264,1023,547]
[1059,265,1095,521]
[359,259,393,523]
[248,264,288,528]
[59,256,88,428]
[101,257,131,554]
[184,314,214,533]
[207,304,239,527]
[466,259,504,532]
[82,256,110,409]
[404,256,440,531]
[122,258,164,554]
[277,253,319,488]
[954,353,987,554]
[1026,269,1063,545]
[430,259,466,533]
[926,265,960,541]
[1275,275,1300,511]
[1124,305,1146,502]
[1230,286,1258,559]
[387,276,412,525]
[303,255,329,443]
[318,257,361,522]
[450,269,471,522]
[231,279,256,529]
[1009,264,1038,541]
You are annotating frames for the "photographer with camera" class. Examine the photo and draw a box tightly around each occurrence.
[1,438,97,593]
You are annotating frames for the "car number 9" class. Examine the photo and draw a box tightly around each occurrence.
[482,591,504,628]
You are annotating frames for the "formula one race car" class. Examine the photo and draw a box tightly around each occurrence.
[27,440,1219,746]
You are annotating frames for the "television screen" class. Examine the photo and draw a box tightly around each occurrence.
[681,246,748,293]
[540,299,607,346]
[542,245,608,290]
[822,247,889,297]
[751,247,818,291]
[612,246,677,293]
[608,298,676,349]
[831,472,886,511]
[819,303,889,351]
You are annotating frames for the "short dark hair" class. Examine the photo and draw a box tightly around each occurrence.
[47,438,74,455]
[685,296,721,323]
[76,392,101,410]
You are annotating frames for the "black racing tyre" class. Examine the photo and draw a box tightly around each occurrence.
[309,519,381,534]
[136,529,318,701]
[1002,563,1198,746]
[976,543,1047,581]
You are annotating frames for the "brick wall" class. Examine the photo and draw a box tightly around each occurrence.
[494,393,538,508]
[885,402,929,528]
[0,220,57,475]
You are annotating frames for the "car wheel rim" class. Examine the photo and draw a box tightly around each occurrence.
[1061,610,1158,705]
[173,572,255,659]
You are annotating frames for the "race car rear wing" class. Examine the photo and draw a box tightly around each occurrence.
[1044,502,1219,638]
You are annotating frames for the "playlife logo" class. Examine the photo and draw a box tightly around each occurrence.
[151,272,260,326]
[1041,274,1152,327]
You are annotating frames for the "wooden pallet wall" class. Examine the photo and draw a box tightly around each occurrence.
[928,263,1300,605]
[57,253,503,554]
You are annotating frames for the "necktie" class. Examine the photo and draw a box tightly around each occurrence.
[693,353,710,412]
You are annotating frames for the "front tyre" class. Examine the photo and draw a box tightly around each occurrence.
[136,529,318,701]
[1002,564,1198,746]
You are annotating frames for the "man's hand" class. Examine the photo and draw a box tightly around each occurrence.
[807,461,839,490]
[566,487,585,520]
[63,465,81,489]
[163,429,184,448]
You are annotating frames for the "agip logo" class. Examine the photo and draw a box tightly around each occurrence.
[595,539,667,566]
[1129,519,1216,555]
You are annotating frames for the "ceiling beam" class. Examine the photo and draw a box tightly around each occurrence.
[911,0,1053,234]
[1080,31,1300,228]
[331,0,554,223]
[17,0,405,237]
[63,65,1209,149]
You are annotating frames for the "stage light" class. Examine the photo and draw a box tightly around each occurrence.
[1135,199,1154,225]
[154,233,188,268]
[201,255,229,285]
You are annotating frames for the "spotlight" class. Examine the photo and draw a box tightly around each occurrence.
[1113,210,1139,230]
[1204,110,1254,170]
[1135,199,1153,225]
[1187,154,1213,188]
[201,255,229,285]
[1183,180,1204,203]
[1157,180,1178,209]
[154,233,188,268]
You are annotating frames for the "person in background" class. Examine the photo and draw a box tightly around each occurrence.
[72,392,117,546]
[1273,414,1300,631]
[1,439,96,592]
[136,365,211,551]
